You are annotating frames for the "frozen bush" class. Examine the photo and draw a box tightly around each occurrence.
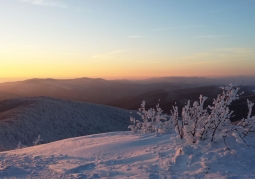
[33,134,43,146]
[16,141,26,149]
[129,83,254,148]
[128,101,167,134]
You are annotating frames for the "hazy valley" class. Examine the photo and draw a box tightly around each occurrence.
[0,77,254,121]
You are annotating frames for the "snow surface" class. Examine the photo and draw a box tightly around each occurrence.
[0,131,255,179]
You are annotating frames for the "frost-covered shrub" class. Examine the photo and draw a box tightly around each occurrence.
[33,134,43,146]
[128,116,141,133]
[128,101,167,134]
[16,141,26,149]
[16,135,43,150]
[129,83,255,147]
[172,83,255,146]
[176,95,208,143]
[170,105,183,138]
[176,83,241,144]
[219,99,255,148]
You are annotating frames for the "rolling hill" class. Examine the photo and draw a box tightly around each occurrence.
[0,97,133,151]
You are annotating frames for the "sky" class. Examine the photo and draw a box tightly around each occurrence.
[0,0,255,82]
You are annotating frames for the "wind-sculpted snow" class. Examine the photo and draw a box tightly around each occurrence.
[0,131,255,178]
[0,97,132,151]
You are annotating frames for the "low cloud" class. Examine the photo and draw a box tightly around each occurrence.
[127,36,142,38]
[152,25,207,32]
[197,35,229,38]
[174,47,254,65]
[20,0,67,8]
[0,43,41,49]
[217,48,253,54]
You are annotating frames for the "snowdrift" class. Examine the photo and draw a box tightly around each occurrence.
[0,97,132,151]
[0,131,254,178]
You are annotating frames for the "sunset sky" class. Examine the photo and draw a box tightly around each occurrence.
[0,0,255,82]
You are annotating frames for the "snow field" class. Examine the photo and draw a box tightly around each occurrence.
[1,131,255,179]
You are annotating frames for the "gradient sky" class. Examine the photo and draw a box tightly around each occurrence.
[0,0,255,82]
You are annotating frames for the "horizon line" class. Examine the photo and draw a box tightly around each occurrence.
[1,75,255,83]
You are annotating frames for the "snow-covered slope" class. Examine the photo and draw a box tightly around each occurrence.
[0,97,132,151]
[0,131,255,178]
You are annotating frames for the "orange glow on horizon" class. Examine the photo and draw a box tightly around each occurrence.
[1,47,255,82]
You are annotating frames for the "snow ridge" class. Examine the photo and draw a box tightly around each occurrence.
[0,97,132,151]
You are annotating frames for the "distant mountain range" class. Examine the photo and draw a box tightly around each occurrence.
[0,77,189,102]
[133,76,255,85]
[0,77,254,123]
[0,76,254,102]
